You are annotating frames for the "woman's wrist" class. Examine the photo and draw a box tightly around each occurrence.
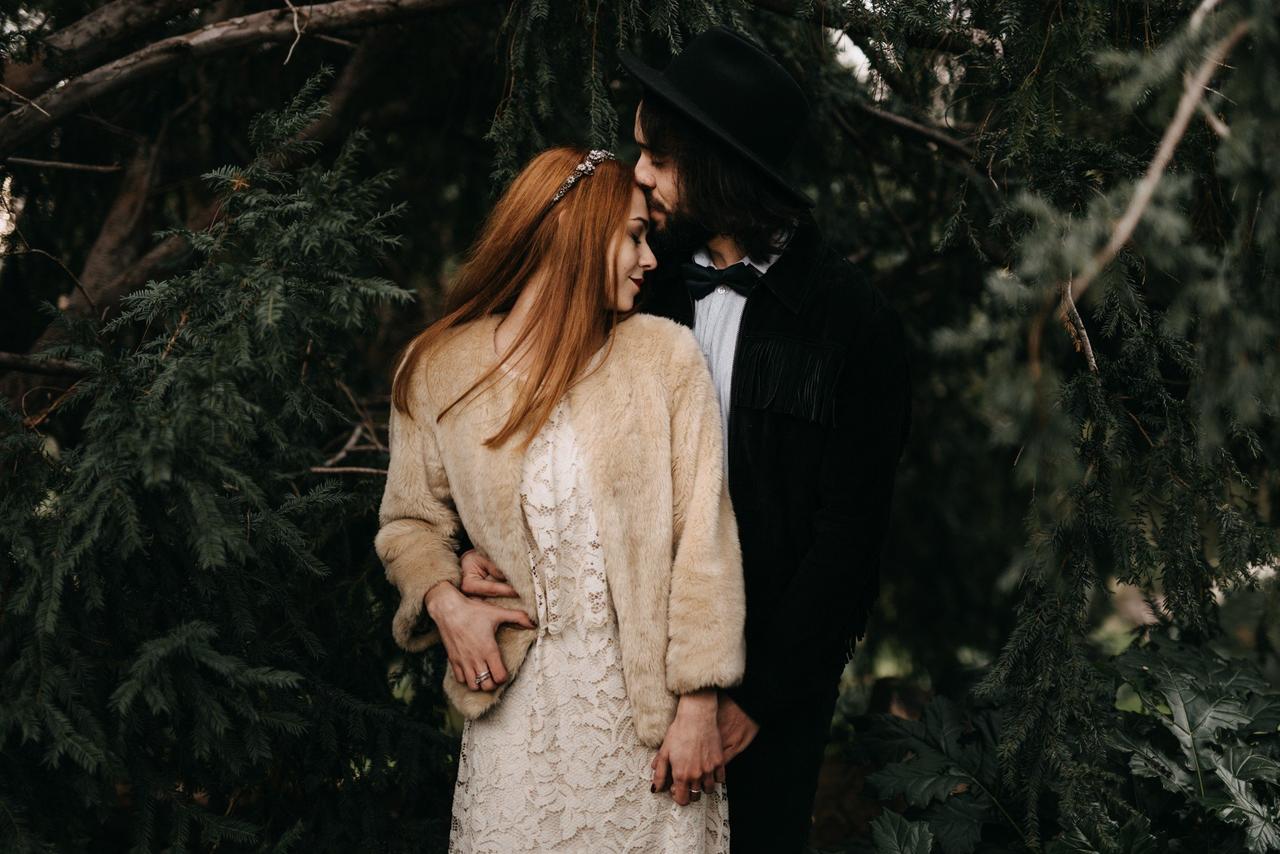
[675,688,718,719]
[424,579,462,618]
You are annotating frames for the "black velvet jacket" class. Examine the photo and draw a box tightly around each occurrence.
[639,213,912,728]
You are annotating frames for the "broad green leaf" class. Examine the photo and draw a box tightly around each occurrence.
[1047,813,1157,854]
[871,810,935,854]
[1109,729,1193,794]
[1206,755,1280,853]
[1220,746,1280,784]
[868,753,970,807]
[922,793,988,854]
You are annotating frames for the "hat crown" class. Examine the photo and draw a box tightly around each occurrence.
[661,27,808,164]
[619,25,814,207]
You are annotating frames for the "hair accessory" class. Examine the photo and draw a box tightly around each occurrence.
[550,149,616,205]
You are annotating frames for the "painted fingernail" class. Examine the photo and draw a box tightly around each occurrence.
[650,784,655,793]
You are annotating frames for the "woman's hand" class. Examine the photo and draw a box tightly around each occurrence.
[458,549,518,598]
[425,581,536,692]
[650,688,724,805]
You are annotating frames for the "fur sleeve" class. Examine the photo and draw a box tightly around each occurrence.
[374,357,462,652]
[663,327,747,694]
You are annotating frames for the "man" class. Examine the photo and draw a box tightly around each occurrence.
[618,25,912,853]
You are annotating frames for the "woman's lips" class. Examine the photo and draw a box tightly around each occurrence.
[630,276,643,288]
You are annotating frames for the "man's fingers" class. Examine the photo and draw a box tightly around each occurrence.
[462,577,519,598]
[483,558,507,581]
[714,765,726,784]
[670,779,690,806]
[700,771,717,794]
[494,606,536,629]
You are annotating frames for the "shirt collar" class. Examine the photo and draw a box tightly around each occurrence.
[690,244,782,276]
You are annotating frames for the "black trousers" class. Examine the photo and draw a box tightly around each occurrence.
[724,684,841,854]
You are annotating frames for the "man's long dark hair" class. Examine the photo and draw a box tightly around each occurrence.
[638,95,807,261]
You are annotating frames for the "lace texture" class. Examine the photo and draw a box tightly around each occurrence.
[449,399,730,853]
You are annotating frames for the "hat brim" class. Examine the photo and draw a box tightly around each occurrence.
[618,49,815,209]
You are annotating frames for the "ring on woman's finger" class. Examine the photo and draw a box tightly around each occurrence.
[474,669,492,688]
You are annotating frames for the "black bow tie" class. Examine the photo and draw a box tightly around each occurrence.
[680,261,761,301]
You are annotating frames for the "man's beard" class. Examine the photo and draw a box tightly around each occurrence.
[645,197,711,264]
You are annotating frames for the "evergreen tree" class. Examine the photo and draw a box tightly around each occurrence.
[3,1,1279,851]
[1,68,458,852]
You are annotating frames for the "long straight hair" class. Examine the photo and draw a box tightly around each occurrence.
[389,147,635,449]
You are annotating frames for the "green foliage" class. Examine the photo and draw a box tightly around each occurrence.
[1109,634,1280,853]
[862,633,1280,853]
[0,68,455,852]
[862,697,1022,853]
[4,0,1280,851]
[872,809,937,854]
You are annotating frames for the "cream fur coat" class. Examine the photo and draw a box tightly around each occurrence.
[375,312,746,748]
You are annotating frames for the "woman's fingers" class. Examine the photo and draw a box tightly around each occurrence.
[450,658,466,685]
[651,748,671,793]
[480,653,508,689]
[471,659,496,691]
[460,661,479,691]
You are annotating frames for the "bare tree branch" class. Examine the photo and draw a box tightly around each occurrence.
[0,352,90,377]
[752,0,1003,57]
[1060,277,1098,373]
[0,0,484,157]
[1,0,206,105]
[852,99,975,161]
[2,156,123,172]
[1065,18,1251,307]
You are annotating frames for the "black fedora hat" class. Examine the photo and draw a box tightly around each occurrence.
[619,26,814,208]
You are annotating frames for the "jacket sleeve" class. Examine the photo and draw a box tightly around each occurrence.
[374,359,463,653]
[727,301,912,728]
[664,328,748,694]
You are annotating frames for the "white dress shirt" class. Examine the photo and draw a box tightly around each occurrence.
[688,243,784,461]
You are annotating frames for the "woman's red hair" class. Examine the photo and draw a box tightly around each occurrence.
[389,146,635,449]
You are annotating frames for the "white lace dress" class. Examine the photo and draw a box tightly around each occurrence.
[447,397,731,854]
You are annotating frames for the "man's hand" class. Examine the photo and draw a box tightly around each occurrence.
[717,692,760,764]
[459,549,517,598]
[425,581,535,691]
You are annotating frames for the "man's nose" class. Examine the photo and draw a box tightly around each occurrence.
[634,156,655,189]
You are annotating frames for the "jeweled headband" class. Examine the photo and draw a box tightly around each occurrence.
[549,149,617,205]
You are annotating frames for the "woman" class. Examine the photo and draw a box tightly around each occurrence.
[374,146,746,852]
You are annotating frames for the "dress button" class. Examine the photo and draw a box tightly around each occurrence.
[716,285,728,294]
